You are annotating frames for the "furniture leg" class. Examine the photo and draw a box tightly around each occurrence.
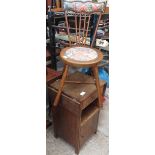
[75,146,80,155]
[62,64,69,77]
[53,65,69,106]
[92,66,102,107]
[54,133,58,138]
[52,108,59,138]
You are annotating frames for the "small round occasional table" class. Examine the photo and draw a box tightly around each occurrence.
[53,46,104,107]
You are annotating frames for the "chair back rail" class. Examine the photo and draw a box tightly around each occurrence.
[64,0,107,47]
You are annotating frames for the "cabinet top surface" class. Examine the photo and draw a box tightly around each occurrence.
[49,71,106,103]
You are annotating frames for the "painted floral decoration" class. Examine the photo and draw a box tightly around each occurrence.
[64,47,98,61]
[64,0,106,13]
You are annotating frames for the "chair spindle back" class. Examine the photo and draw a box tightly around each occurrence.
[64,1,107,47]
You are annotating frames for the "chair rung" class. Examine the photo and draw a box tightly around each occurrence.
[65,80,95,84]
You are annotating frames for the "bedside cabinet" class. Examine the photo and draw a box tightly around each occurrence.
[48,71,106,154]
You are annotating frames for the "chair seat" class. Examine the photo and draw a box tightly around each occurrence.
[60,46,103,67]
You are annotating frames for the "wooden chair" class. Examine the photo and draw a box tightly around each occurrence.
[53,1,107,107]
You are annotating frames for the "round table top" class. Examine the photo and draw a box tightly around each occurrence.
[60,46,103,67]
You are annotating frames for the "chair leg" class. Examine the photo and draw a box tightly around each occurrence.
[53,65,69,107]
[92,66,102,107]
[62,65,69,78]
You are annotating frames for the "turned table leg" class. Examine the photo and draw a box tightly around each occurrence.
[92,66,102,107]
[53,65,69,106]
